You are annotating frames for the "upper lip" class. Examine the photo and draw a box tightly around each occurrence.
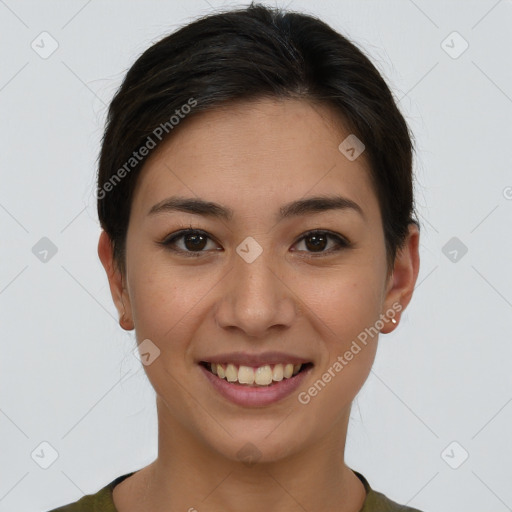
[199,351,312,367]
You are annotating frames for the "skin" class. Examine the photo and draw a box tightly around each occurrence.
[98,97,420,512]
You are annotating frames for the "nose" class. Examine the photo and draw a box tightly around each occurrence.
[214,249,298,339]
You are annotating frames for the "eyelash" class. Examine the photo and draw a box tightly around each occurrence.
[158,227,351,258]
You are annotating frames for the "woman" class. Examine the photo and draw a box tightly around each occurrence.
[50,3,422,511]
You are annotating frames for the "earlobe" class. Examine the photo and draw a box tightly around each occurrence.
[380,223,420,334]
[97,230,134,330]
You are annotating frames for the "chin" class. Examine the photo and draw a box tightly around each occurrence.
[202,423,312,467]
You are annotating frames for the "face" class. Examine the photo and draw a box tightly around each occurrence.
[100,97,419,464]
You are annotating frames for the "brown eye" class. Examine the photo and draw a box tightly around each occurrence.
[183,233,208,251]
[292,230,350,254]
[160,229,221,256]
[304,232,328,252]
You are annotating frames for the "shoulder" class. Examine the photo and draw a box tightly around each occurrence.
[354,471,426,512]
[45,473,134,512]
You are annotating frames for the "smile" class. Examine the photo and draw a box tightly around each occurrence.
[200,361,313,387]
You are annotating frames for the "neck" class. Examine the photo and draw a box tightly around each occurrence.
[115,398,366,512]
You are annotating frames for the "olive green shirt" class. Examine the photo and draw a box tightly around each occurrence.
[47,470,424,511]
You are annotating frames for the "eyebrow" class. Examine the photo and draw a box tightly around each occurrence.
[148,195,365,221]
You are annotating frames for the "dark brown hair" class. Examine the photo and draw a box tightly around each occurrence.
[97,2,418,274]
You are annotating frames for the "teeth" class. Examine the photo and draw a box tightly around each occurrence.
[238,365,255,385]
[208,362,306,386]
[254,365,272,385]
[272,364,284,381]
[225,363,238,382]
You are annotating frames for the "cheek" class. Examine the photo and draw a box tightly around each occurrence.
[292,268,381,427]
[297,263,384,343]
[129,267,203,344]
[127,267,203,404]
[295,263,382,379]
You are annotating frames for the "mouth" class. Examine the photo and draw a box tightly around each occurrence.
[199,361,314,387]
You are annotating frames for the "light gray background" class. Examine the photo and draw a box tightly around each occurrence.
[1,1,511,510]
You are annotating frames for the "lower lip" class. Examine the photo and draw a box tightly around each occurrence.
[199,364,312,407]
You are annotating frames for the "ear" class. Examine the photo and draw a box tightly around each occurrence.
[97,230,134,330]
[380,223,420,334]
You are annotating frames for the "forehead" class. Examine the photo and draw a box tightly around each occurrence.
[131,97,379,224]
